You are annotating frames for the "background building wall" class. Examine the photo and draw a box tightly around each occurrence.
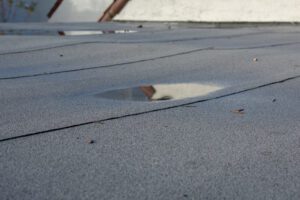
[115,0,300,22]
[0,0,112,22]
[2,0,300,23]
[0,0,55,22]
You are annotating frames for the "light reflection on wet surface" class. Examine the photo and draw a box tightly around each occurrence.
[63,30,137,35]
[0,29,137,36]
[96,83,224,102]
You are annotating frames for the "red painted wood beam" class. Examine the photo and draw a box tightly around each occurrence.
[47,0,64,19]
[99,0,129,22]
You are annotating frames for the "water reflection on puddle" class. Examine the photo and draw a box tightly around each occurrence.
[97,83,223,102]
[0,29,137,36]
[64,30,137,36]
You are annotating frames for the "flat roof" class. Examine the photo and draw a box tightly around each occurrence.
[0,22,300,200]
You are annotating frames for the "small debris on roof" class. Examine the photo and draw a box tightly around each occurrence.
[253,58,258,62]
[87,140,95,144]
[272,99,277,102]
[137,24,143,28]
[231,109,245,114]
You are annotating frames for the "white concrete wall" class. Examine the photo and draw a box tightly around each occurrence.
[115,0,300,22]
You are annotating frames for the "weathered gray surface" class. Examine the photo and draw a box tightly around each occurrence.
[0,22,299,200]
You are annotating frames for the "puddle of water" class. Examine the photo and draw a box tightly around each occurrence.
[96,83,223,102]
[0,30,137,36]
